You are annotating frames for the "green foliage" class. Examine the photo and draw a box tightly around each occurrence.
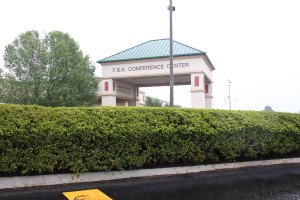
[145,96,165,107]
[164,103,182,108]
[1,30,98,107]
[145,96,181,107]
[0,68,4,97]
[0,68,3,78]
[2,31,48,105]
[263,105,274,111]
[0,104,299,175]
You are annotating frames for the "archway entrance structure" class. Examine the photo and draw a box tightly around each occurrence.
[97,39,215,108]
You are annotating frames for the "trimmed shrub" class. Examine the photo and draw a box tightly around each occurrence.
[0,104,299,175]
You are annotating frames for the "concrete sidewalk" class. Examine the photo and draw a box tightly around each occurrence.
[2,163,300,200]
[1,157,299,190]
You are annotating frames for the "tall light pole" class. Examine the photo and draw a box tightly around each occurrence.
[228,79,232,110]
[168,0,175,107]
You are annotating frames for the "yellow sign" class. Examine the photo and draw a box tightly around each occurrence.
[63,189,112,200]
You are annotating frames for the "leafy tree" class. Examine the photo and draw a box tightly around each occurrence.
[0,68,3,77]
[1,30,98,107]
[164,104,182,108]
[0,68,4,99]
[263,105,274,112]
[3,31,48,105]
[145,96,182,107]
[145,96,163,107]
[44,31,98,106]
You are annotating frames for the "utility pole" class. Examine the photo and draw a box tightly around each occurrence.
[228,79,232,110]
[168,0,175,107]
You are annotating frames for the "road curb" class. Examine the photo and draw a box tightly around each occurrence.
[1,157,299,190]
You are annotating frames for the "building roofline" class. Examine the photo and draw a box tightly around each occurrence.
[97,39,206,64]
[97,53,205,64]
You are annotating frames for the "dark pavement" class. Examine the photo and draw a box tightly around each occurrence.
[1,164,300,200]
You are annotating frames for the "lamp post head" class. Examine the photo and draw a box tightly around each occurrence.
[167,6,176,11]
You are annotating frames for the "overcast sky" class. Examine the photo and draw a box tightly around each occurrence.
[0,0,299,112]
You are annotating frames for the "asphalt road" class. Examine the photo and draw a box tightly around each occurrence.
[1,164,300,200]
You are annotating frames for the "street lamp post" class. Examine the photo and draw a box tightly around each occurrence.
[228,79,232,110]
[168,0,175,107]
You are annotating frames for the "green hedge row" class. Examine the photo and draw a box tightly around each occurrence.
[0,104,299,175]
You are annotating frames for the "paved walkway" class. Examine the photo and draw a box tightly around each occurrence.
[1,163,300,200]
[1,157,299,190]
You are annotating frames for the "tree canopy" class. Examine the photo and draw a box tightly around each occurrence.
[263,105,274,112]
[1,30,98,107]
[145,96,181,107]
[145,96,165,107]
